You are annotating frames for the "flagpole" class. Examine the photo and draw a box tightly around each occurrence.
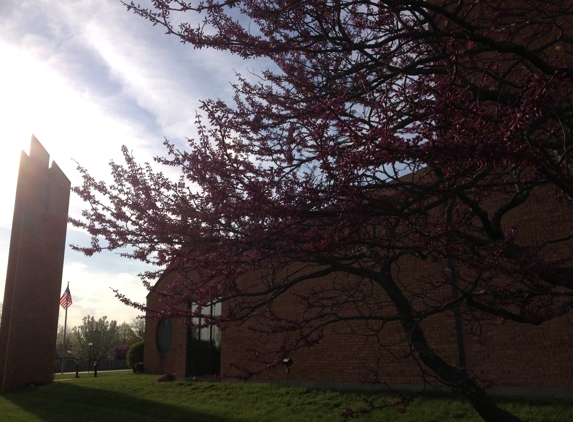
[61,282,69,375]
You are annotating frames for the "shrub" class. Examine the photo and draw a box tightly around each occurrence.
[133,363,144,374]
[127,341,144,367]
[157,373,175,382]
[112,344,130,360]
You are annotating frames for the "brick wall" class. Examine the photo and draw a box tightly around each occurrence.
[219,183,573,389]
[0,137,70,391]
[146,182,573,391]
[144,272,189,379]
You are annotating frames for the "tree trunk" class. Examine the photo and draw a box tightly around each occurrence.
[379,268,523,422]
[407,323,522,422]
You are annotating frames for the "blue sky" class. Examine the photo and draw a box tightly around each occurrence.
[0,0,262,328]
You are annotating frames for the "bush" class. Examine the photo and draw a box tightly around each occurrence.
[133,363,144,374]
[127,341,144,367]
[112,344,130,360]
[157,373,175,382]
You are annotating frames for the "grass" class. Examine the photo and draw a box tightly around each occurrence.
[0,371,570,422]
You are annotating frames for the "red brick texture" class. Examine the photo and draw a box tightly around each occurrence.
[144,272,189,379]
[145,183,573,392]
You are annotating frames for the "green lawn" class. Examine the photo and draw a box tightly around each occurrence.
[0,371,570,422]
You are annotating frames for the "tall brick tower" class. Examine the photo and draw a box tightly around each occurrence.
[0,136,70,391]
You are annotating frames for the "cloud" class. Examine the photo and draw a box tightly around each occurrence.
[38,0,249,143]
[59,261,147,328]
[60,229,154,328]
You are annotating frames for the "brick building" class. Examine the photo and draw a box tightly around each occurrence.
[144,179,573,397]
[0,137,70,391]
[144,0,573,397]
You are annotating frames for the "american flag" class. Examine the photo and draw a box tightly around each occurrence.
[60,286,73,309]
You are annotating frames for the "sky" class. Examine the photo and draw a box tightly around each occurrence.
[0,0,261,328]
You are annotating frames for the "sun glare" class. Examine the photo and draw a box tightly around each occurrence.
[0,44,42,148]
[0,22,156,328]
[0,43,52,227]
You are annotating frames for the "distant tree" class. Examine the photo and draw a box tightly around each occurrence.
[117,322,137,346]
[73,315,119,361]
[131,317,145,342]
[55,324,75,352]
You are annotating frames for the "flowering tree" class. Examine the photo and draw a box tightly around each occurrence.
[71,1,573,421]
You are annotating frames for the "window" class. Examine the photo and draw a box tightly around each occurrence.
[186,302,221,377]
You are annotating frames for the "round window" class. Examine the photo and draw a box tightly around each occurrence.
[156,319,173,355]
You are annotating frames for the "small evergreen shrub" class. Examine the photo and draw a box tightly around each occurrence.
[127,341,144,367]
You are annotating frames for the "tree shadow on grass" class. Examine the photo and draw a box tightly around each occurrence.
[2,382,237,422]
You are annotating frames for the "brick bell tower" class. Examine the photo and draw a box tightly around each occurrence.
[0,136,70,391]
